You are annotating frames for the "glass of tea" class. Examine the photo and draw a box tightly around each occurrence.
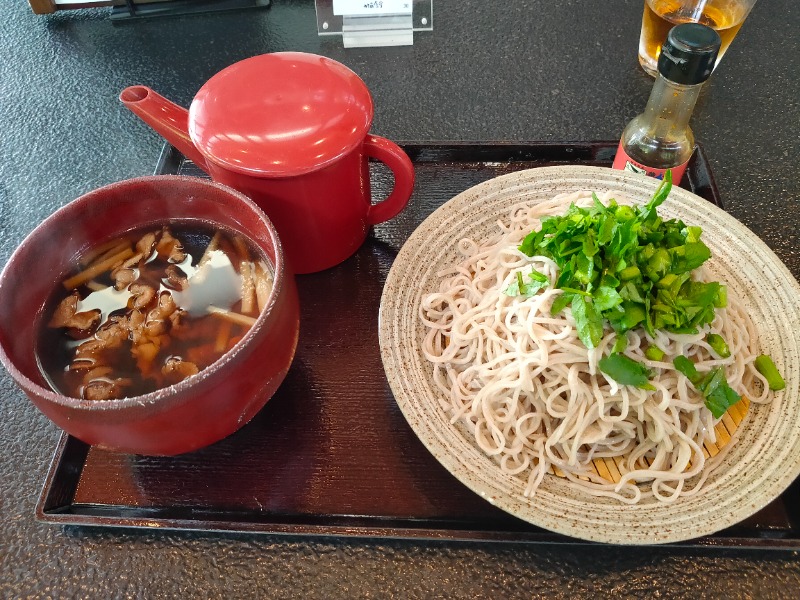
[638,0,758,76]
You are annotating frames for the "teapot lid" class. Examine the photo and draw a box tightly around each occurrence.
[188,53,374,177]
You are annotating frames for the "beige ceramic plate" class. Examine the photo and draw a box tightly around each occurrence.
[378,166,800,545]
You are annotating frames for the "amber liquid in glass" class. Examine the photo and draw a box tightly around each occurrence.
[639,0,750,76]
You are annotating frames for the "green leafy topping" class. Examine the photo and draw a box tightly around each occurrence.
[644,345,666,362]
[672,355,742,419]
[611,334,629,354]
[503,267,550,298]
[754,354,786,391]
[549,292,573,316]
[571,295,604,349]
[673,355,698,380]
[516,171,722,338]
[599,354,655,390]
[700,371,741,420]
[593,286,623,312]
[506,171,766,412]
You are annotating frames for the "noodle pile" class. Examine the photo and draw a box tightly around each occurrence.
[420,191,774,504]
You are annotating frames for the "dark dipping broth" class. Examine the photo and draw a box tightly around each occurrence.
[36,223,274,400]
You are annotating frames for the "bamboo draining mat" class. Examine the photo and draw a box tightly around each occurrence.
[551,398,751,483]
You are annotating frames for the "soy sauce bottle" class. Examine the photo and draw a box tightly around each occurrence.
[613,23,721,184]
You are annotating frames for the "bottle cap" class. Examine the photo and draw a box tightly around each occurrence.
[658,23,721,85]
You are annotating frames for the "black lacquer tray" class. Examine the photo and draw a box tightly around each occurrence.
[37,142,800,547]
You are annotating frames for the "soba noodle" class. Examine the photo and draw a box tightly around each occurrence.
[420,190,774,504]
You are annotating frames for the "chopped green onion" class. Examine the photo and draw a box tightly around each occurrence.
[529,268,548,283]
[714,285,727,308]
[754,355,786,391]
[618,266,641,281]
[645,345,666,362]
[705,334,731,358]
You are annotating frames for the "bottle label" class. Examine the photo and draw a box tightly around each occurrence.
[611,142,689,184]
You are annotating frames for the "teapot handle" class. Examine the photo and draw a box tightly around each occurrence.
[364,136,415,226]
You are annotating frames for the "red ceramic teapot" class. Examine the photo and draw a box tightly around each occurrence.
[120,52,415,274]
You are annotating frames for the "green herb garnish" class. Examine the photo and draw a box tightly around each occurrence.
[673,355,699,380]
[506,171,766,405]
[673,355,742,418]
[516,171,725,351]
[571,295,604,349]
[598,353,655,391]
[503,267,550,298]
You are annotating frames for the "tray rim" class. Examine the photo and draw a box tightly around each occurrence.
[36,428,800,549]
[153,140,723,210]
[37,140,800,550]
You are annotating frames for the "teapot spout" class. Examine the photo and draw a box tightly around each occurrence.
[120,86,210,173]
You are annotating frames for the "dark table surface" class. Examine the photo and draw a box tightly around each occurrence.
[2,1,799,597]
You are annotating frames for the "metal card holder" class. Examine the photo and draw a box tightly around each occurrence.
[315,0,432,48]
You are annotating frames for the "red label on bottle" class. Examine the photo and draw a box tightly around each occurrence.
[612,141,689,184]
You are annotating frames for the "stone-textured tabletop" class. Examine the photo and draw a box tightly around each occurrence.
[2,1,798,597]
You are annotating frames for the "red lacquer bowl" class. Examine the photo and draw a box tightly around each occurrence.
[0,176,299,455]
